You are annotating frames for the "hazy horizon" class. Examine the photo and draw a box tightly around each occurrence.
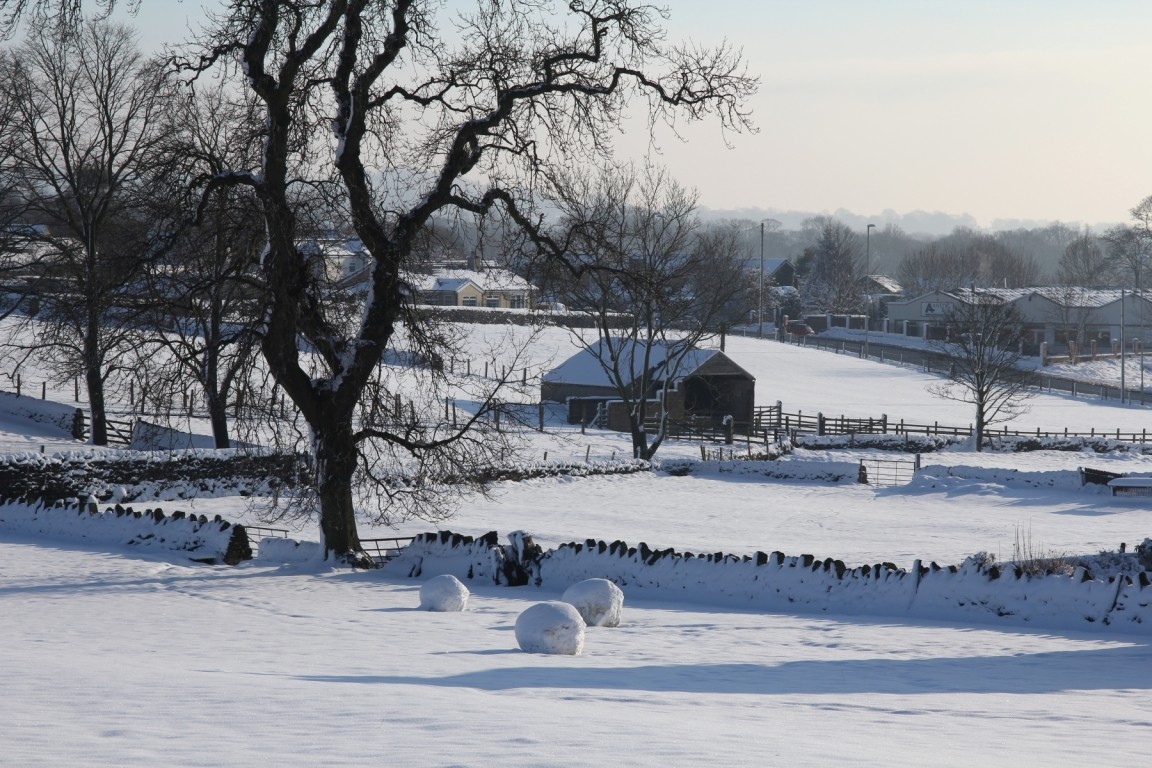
[698,204,1122,237]
[91,0,1152,233]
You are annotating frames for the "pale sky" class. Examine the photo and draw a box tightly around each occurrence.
[123,0,1152,231]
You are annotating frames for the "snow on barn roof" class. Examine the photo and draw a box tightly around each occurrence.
[543,339,723,387]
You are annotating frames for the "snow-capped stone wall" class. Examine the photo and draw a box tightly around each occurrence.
[385,531,1152,634]
[0,449,305,505]
[0,500,251,564]
[0,390,82,436]
[388,529,543,586]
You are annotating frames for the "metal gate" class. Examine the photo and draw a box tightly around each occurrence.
[858,455,920,487]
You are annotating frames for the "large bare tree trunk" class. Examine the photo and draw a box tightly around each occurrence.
[84,311,108,446]
[314,416,362,560]
[85,361,108,446]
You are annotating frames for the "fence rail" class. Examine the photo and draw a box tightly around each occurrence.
[105,417,133,447]
[244,525,290,555]
[789,335,1152,406]
[361,536,415,567]
[750,402,1152,444]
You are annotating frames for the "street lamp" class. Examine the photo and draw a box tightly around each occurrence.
[758,220,765,339]
[864,223,875,356]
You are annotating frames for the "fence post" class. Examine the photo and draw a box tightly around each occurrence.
[41,381,46,400]
[817,412,825,436]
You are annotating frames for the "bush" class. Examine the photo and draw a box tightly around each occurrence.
[1136,538,1152,571]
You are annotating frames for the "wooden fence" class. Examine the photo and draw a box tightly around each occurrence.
[751,401,1152,444]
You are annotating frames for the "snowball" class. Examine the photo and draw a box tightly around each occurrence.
[514,601,586,655]
[419,574,470,612]
[562,578,624,627]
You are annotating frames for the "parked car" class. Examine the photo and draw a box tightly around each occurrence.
[785,321,815,336]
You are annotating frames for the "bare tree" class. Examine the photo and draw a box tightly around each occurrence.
[0,20,177,445]
[898,242,978,296]
[0,47,27,316]
[899,229,1039,294]
[172,1,755,562]
[1057,229,1108,288]
[538,163,751,459]
[928,296,1033,450]
[1102,225,1147,292]
[801,217,863,312]
[695,220,758,347]
[1041,285,1098,360]
[133,87,267,448]
[0,0,123,34]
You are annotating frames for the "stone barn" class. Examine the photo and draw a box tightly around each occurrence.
[541,341,756,432]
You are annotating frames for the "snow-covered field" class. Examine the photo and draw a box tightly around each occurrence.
[4,320,1152,765]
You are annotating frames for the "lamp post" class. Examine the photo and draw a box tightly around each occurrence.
[1121,288,1126,404]
[758,220,765,339]
[864,223,875,356]
[1138,338,1144,401]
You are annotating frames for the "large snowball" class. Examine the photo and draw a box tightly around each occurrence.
[562,578,624,627]
[419,574,470,612]
[514,601,586,655]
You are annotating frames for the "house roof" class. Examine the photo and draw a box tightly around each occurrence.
[405,268,533,294]
[1021,287,1128,308]
[894,286,1152,311]
[543,340,742,387]
[866,274,903,294]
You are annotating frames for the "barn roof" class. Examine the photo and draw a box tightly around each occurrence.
[543,340,749,387]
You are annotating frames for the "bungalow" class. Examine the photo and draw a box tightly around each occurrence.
[405,268,535,309]
[885,287,1152,357]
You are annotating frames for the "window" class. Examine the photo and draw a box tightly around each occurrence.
[509,295,524,309]
[485,295,500,308]
[461,296,477,307]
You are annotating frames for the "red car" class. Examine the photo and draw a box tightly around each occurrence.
[785,321,815,336]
